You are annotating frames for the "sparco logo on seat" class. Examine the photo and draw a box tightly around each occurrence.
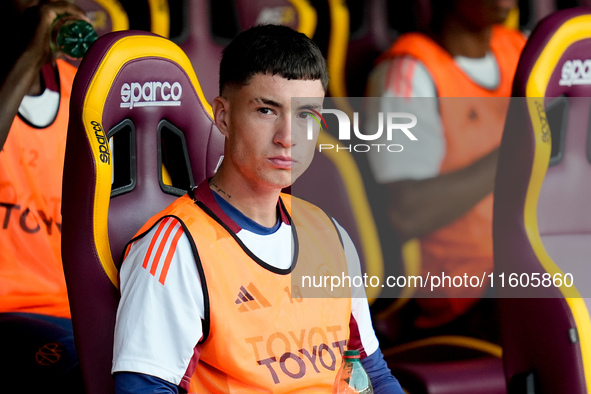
[559,59,591,87]
[120,82,183,109]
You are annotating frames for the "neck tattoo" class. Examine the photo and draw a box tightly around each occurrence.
[210,178,231,199]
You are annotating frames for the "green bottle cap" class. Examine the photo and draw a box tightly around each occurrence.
[343,350,360,359]
[51,16,98,59]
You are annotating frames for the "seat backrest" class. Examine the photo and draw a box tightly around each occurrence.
[173,0,317,103]
[516,0,555,32]
[293,129,384,302]
[118,0,170,37]
[233,0,316,36]
[328,0,397,99]
[147,0,170,37]
[493,7,591,392]
[77,0,130,35]
[170,0,225,103]
[61,31,224,394]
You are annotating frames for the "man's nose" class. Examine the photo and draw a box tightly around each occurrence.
[274,115,293,147]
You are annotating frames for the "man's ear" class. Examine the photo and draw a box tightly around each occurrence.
[212,96,230,138]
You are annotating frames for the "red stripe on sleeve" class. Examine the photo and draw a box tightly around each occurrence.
[384,58,400,95]
[395,58,408,96]
[142,217,170,270]
[385,57,419,98]
[158,224,184,285]
[403,59,418,97]
[150,219,177,276]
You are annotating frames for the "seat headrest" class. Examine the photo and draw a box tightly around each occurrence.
[72,30,213,133]
[76,0,130,35]
[514,6,591,97]
[233,0,306,32]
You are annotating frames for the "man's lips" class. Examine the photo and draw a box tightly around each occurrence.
[269,156,294,168]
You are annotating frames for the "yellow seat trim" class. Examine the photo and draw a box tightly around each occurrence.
[148,0,170,38]
[289,0,317,38]
[523,14,591,390]
[382,335,502,359]
[93,0,130,31]
[316,131,384,302]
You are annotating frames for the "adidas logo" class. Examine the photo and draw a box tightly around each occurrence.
[235,283,271,312]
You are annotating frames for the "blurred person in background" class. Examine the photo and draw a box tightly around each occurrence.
[365,0,526,344]
[0,1,88,392]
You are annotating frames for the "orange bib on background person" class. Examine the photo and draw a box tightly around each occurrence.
[130,192,352,393]
[381,25,526,326]
[0,60,77,318]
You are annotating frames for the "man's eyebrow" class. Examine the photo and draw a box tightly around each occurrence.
[298,103,322,111]
[254,97,282,108]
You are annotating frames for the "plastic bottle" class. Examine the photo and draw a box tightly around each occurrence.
[333,349,374,394]
[50,15,98,59]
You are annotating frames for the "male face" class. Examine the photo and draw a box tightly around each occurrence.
[214,73,325,192]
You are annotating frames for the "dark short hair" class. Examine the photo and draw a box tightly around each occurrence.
[219,24,328,95]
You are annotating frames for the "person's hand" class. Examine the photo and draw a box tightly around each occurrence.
[25,1,91,65]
